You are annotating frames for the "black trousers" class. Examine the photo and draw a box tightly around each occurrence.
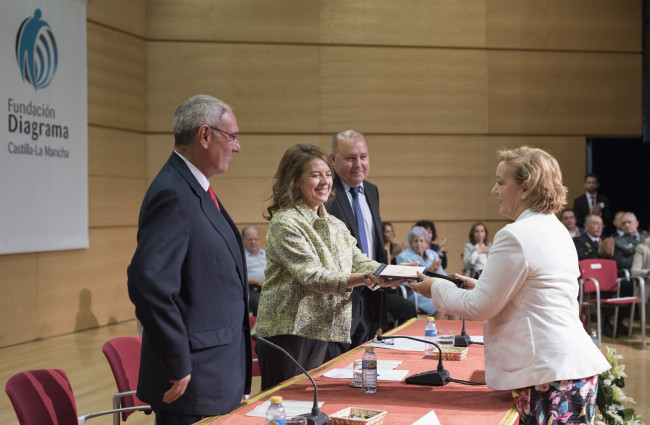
[256,334,328,391]
[155,410,205,425]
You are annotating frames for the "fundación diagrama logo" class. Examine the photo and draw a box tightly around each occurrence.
[15,9,58,91]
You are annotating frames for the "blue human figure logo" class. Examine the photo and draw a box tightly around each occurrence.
[15,9,58,91]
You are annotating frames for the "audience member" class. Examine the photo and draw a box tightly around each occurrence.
[326,130,413,356]
[573,173,611,228]
[414,219,449,269]
[559,208,583,237]
[242,226,265,316]
[127,95,250,425]
[614,212,642,272]
[631,238,650,278]
[395,226,445,316]
[462,222,491,278]
[410,146,609,425]
[612,211,627,238]
[382,221,405,265]
[573,214,614,260]
[252,144,400,391]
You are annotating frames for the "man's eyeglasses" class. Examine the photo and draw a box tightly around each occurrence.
[208,126,239,143]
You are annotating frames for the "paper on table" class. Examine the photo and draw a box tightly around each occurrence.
[410,410,441,425]
[470,335,483,343]
[322,368,409,382]
[368,337,426,351]
[245,400,325,418]
[341,360,403,370]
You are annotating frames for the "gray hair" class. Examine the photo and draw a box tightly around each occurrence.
[173,95,232,147]
[408,226,431,244]
[241,225,257,238]
[331,129,365,152]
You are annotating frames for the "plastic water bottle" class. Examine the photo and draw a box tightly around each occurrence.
[424,316,438,356]
[362,346,377,394]
[591,330,599,345]
[266,395,286,425]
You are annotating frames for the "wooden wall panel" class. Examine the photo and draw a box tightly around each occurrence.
[147,43,320,133]
[0,254,39,347]
[487,0,641,52]
[147,135,324,180]
[87,0,146,37]
[320,0,486,47]
[147,0,319,43]
[488,50,642,136]
[87,22,146,131]
[36,227,137,338]
[89,176,147,227]
[89,127,147,178]
[320,46,488,134]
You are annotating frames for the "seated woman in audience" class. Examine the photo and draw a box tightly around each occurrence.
[253,144,399,391]
[395,226,446,316]
[463,222,491,278]
[631,237,650,278]
[382,221,405,265]
[415,219,449,269]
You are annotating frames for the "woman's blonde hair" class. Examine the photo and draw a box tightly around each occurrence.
[497,146,567,214]
[264,144,334,220]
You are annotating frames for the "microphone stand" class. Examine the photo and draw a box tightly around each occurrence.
[376,335,450,386]
[252,335,329,425]
[454,318,472,347]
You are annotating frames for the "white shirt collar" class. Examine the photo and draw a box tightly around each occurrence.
[174,150,210,191]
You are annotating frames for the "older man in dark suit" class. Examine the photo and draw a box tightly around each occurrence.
[325,130,415,359]
[127,95,251,425]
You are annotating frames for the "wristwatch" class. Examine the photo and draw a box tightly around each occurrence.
[363,272,374,286]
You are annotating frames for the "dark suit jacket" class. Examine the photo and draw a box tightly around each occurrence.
[326,176,387,335]
[574,233,610,261]
[573,193,611,229]
[127,153,252,416]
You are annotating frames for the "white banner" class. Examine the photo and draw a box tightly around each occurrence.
[0,0,88,254]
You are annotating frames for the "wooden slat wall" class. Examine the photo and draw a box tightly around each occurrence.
[146,0,641,278]
[0,0,642,347]
[0,0,147,347]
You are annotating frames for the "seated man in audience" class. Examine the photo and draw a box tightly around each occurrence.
[604,212,643,337]
[573,214,613,260]
[612,211,626,238]
[242,226,265,316]
[614,212,642,273]
[560,208,584,238]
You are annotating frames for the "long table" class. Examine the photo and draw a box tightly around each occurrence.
[197,319,518,425]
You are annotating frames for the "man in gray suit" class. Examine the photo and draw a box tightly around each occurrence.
[128,95,251,425]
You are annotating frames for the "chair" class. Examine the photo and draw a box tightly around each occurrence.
[249,316,260,376]
[102,337,152,425]
[5,369,147,425]
[578,259,645,347]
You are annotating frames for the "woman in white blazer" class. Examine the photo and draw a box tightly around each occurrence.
[411,146,609,425]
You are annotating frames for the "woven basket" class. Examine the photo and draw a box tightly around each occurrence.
[329,407,387,425]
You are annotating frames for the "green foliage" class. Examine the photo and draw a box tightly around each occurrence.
[595,347,644,425]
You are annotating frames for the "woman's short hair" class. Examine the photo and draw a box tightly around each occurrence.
[408,226,431,244]
[469,222,488,245]
[414,219,437,241]
[173,95,231,147]
[382,222,393,232]
[497,146,567,214]
[265,144,333,220]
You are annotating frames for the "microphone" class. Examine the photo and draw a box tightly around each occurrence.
[252,334,329,425]
[454,318,471,347]
[375,335,450,386]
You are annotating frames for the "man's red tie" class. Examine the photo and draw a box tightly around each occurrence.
[207,186,221,211]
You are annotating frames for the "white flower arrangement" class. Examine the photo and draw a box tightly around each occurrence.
[595,346,644,425]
